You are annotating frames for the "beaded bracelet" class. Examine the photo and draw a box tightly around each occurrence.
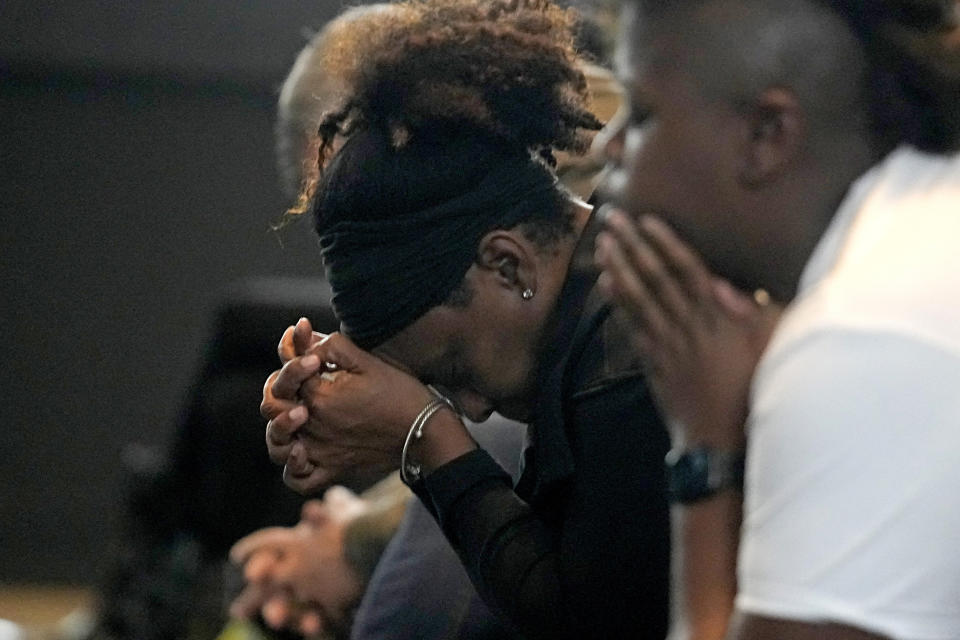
[400,390,457,486]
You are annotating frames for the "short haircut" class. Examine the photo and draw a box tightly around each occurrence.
[629,0,960,154]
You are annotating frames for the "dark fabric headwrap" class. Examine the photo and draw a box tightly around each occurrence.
[318,149,561,350]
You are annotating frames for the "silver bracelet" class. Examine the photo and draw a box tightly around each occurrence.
[400,389,457,486]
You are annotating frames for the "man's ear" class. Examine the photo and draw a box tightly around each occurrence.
[739,87,804,188]
[475,230,536,294]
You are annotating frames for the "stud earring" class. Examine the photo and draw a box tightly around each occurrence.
[521,288,535,300]
[753,288,771,307]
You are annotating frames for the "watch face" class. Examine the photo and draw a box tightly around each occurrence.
[669,449,710,502]
[666,447,745,504]
[666,448,714,504]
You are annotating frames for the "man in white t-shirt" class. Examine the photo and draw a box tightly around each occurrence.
[593,1,960,639]
[739,148,960,640]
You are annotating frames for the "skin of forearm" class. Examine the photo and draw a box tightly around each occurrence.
[670,492,743,640]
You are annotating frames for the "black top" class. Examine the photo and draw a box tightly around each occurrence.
[412,213,671,639]
[353,417,526,640]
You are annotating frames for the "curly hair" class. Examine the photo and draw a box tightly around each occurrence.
[287,0,603,218]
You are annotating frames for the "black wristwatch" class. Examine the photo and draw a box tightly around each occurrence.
[665,446,746,504]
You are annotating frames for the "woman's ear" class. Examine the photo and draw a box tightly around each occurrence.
[475,230,536,294]
[739,87,804,188]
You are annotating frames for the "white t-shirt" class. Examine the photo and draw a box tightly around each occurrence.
[736,147,960,640]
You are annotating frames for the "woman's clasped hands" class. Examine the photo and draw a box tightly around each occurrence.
[261,318,436,494]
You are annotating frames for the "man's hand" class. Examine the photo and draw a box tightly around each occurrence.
[228,489,368,639]
[595,209,781,449]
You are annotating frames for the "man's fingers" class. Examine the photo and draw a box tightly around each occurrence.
[712,278,760,319]
[243,548,282,582]
[230,527,296,565]
[711,278,783,358]
[262,595,293,630]
[299,609,325,638]
[595,234,649,319]
[596,232,671,343]
[603,210,694,324]
[639,214,714,306]
[230,582,272,620]
[300,499,329,526]
[270,552,302,583]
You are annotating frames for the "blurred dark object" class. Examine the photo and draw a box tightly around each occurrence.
[86,277,336,640]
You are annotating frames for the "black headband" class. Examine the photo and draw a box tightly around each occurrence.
[318,149,561,349]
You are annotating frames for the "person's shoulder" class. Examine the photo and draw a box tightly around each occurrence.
[773,148,960,362]
[752,293,960,441]
[818,148,960,342]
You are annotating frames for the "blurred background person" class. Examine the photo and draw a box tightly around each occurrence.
[226,479,409,640]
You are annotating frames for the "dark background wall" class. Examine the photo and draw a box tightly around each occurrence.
[0,0,351,583]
